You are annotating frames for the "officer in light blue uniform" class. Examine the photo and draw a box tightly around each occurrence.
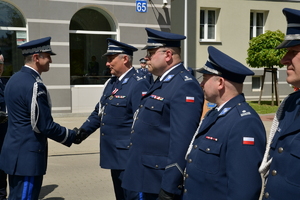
[0,37,84,200]
[260,8,300,200]
[137,58,153,84]
[80,38,150,200]
[122,28,204,200]
[183,46,266,200]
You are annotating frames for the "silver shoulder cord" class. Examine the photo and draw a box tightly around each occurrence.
[98,78,111,119]
[131,108,140,129]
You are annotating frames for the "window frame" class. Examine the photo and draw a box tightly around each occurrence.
[200,9,217,42]
[252,75,262,91]
[250,11,265,39]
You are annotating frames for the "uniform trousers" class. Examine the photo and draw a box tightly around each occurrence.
[0,169,6,200]
[111,170,140,200]
[8,175,43,200]
[111,169,126,200]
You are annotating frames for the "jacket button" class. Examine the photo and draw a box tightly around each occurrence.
[185,173,189,178]
[131,130,134,134]
[130,143,132,146]
[272,170,277,176]
[278,147,283,153]
[193,145,198,149]
[264,192,269,198]
[184,189,187,193]
[188,159,192,163]
[151,106,154,109]
[103,113,106,115]
[140,105,143,108]
[155,165,159,168]
[101,133,104,136]
[206,148,210,152]
[178,185,182,189]
[102,123,105,126]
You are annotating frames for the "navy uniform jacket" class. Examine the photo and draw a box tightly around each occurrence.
[80,67,150,169]
[0,66,76,176]
[263,91,300,200]
[122,64,204,195]
[0,78,7,151]
[183,94,266,200]
[137,68,153,84]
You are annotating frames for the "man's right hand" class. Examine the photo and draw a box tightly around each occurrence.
[73,128,89,144]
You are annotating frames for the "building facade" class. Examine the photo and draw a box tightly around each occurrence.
[171,0,300,102]
[1,0,298,113]
[0,0,170,113]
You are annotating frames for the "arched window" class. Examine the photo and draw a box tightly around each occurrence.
[70,7,117,85]
[0,1,26,80]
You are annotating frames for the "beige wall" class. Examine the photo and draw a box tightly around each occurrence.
[171,0,300,101]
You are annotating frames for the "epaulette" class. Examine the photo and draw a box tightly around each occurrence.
[236,103,252,117]
[133,73,145,81]
[179,71,193,81]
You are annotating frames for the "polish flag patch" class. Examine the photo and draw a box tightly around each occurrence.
[142,91,147,96]
[186,96,195,103]
[243,137,254,145]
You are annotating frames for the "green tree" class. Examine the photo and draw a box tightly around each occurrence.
[246,30,286,68]
[246,30,287,106]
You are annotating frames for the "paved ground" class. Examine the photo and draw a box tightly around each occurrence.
[39,114,115,200]
[4,113,274,200]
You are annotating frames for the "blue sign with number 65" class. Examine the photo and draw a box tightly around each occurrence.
[136,0,147,13]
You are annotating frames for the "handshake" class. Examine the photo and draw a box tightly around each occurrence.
[73,128,89,144]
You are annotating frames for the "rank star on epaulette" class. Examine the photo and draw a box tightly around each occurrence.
[184,76,192,81]
[241,110,251,117]
[137,76,143,81]
[150,94,164,101]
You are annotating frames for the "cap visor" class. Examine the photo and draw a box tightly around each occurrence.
[102,52,118,57]
[276,40,300,49]
[141,45,162,50]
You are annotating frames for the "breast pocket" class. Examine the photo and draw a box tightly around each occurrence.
[286,138,300,187]
[195,139,222,174]
[141,98,164,126]
[110,99,127,119]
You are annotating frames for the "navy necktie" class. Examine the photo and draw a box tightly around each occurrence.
[150,77,161,90]
[111,77,119,91]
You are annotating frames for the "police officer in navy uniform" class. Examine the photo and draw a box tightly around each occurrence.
[0,37,87,200]
[122,28,204,200]
[80,38,150,200]
[0,52,8,200]
[183,46,266,200]
[259,8,300,200]
[137,57,153,84]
